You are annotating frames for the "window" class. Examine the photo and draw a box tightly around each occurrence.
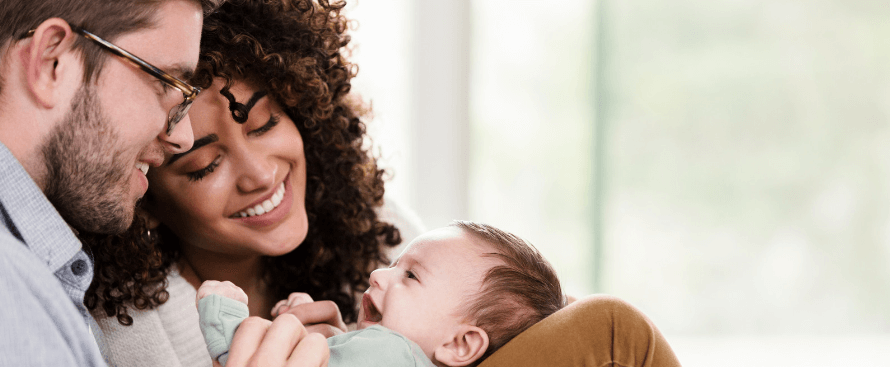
[349,1,890,365]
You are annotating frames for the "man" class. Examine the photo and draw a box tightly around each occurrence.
[0,1,328,366]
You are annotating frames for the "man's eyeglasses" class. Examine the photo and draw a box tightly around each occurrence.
[22,24,200,135]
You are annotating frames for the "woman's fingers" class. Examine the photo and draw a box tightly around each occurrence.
[225,314,326,367]
[304,323,344,338]
[286,332,329,367]
[224,316,271,367]
[251,314,307,367]
[281,300,347,334]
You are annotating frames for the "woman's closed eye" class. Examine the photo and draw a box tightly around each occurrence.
[181,114,280,182]
[186,156,221,181]
[248,114,281,136]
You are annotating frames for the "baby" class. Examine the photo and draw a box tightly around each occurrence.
[197,220,565,367]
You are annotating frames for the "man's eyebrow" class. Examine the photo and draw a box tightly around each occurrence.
[165,64,195,82]
[167,134,219,165]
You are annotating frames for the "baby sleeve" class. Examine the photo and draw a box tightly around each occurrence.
[197,294,250,366]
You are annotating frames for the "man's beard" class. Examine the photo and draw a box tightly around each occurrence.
[42,85,135,234]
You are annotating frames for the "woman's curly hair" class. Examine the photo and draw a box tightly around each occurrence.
[84,0,401,326]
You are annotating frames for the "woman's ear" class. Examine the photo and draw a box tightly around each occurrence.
[433,325,489,367]
[136,206,161,229]
[20,18,79,109]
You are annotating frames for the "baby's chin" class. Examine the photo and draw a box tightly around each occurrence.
[356,318,383,330]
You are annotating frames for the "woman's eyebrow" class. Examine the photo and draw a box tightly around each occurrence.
[166,134,219,165]
[221,89,269,123]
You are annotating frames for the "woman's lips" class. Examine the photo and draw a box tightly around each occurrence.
[232,181,286,218]
[229,172,294,227]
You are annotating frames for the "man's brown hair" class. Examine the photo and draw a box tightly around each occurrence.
[451,220,566,365]
[0,0,222,91]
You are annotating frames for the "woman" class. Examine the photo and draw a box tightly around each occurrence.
[82,0,411,365]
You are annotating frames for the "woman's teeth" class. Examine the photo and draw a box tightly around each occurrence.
[135,162,149,175]
[236,182,286,218]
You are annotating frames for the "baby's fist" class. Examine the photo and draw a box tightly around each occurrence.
[271,292,315,317]
[196,280,248,308]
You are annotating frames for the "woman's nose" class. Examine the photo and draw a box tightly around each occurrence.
[235,149,277,193]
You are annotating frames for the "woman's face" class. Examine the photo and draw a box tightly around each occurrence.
[145,78,309,257]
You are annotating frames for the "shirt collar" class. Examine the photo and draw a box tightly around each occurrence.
[0,142,82,271]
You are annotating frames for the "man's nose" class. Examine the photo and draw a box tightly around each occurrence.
[159,114,195,154]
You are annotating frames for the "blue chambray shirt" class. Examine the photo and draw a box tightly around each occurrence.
[0,142,107,366]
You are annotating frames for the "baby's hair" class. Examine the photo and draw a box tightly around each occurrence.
[450,220,565,365]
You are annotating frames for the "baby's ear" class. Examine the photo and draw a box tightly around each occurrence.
[433,324,489,367]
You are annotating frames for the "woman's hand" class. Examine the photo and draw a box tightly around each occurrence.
[223,314,330,367]
[271,292,347,338]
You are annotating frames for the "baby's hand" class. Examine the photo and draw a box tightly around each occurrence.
[196,280,249,308]
[271,292,347,338]
[270,292,314,317]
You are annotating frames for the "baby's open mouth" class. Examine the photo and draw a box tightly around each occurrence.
[363,294,382,323]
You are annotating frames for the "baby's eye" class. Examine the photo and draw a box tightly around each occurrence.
[405,270,417,280]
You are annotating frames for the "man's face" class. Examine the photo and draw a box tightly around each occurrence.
[42,0,202,234]
[357,227,499,358]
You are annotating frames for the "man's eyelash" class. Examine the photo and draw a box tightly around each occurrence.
[186,158,220,181]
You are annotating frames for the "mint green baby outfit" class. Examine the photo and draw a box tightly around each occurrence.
[197,294,434,367]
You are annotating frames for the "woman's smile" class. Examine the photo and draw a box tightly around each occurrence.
[144,79,310,256]
[229,171,295,228]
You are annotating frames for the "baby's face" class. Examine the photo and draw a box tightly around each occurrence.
[357,226,497,358]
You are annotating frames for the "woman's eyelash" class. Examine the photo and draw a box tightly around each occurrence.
[186,158,220,181]
[249,114,281,136]
[182,114,279,182]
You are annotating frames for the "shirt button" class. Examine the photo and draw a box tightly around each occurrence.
[70,259,88,276]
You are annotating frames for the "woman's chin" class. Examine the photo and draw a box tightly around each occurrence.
[259,237,304,257]
[258,210,309,256]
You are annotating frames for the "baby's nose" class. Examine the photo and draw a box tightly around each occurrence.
[368,268,390,290]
